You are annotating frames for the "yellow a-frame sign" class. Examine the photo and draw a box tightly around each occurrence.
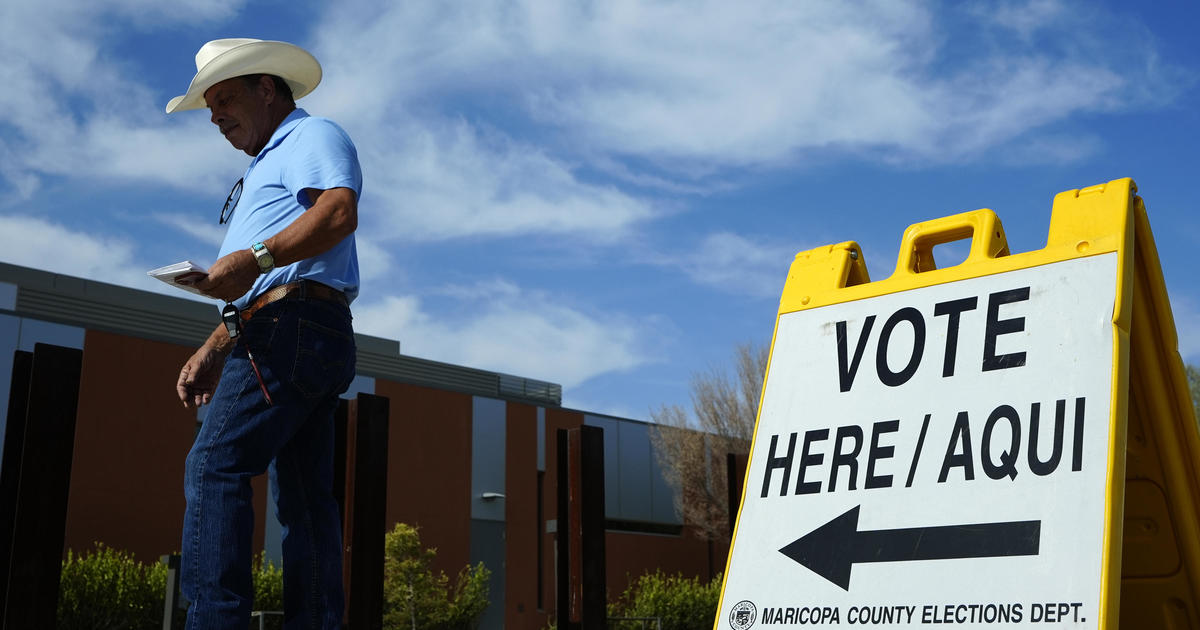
[718,179,1200,629]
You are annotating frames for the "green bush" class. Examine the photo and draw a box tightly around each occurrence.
[383,523,490,630]
[251,552,284,629]
[57,545,285,630]
[57,528,490,630]
[609,570,722,630]
[57,543,167,630]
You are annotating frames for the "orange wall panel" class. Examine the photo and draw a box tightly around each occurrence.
[65,329,268,562]
[375,380,472,576]
[606,528,721,598]
[504,402,544,629]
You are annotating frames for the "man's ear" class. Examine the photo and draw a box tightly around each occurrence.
[258,74,276,105]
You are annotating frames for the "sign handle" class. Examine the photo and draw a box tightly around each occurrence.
[894,209,1010,275]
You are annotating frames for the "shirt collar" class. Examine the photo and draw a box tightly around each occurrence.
[253,108,310,162]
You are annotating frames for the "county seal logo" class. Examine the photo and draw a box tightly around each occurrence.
[729,600,757,630]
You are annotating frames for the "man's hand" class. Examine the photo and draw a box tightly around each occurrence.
[194,249,259,302]
[177,344,228,409]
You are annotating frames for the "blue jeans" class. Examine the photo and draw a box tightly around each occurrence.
[182,296,355,629]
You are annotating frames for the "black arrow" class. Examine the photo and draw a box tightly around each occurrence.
[779,505,1040,591]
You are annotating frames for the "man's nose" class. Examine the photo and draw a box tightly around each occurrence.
[210,109,224,125]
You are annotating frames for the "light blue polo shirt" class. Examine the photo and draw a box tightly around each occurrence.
[218,108,362,310]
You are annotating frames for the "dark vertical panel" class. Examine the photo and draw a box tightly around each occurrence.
[726,453,742,535]
[339,399,357,620]
[578,426,607,630]
[161,554,182,630]
[555,429,571,630]
[344,394,389,630]
[555,426,607,630]
[544,409,582,621]
[537,469,545,611]
[2,343,83,629]
[0,351,31,618]
[333,400,348,538]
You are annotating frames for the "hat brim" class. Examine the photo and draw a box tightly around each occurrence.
[166,40,321,114]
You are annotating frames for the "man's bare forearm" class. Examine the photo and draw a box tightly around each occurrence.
[202,322,234,355]
[262,187,358,268]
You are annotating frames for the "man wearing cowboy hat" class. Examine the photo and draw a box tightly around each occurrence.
[169,38,360,628]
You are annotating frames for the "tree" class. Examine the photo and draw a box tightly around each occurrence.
[650,342,768,541]
[383,523,490,630]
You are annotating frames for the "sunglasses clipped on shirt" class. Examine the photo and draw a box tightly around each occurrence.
[220,178,243,225]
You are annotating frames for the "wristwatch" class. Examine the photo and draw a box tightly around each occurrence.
[251,242,275,274]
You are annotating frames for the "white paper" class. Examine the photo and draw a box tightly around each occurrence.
[147,260,214,297]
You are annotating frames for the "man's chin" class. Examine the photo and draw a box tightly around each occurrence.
[225,137,253,155]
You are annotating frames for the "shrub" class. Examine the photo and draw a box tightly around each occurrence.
[609,570,722,630]
[57,545,286,630]
[251,553,285,629]
[57,543,167,630]
[383,523,490,630]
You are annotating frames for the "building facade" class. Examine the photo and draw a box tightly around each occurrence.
[0,262,729,629]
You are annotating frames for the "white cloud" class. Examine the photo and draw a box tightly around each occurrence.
[310,0,1184,173]
[151,212,226,248]
[974,0,1068,41]
[0,0,246,198]
[0,0,1188,249]
[350,117,655,242]
[663,232,803,298]
[353,281,649,389]
[354,236,396,284]
[0,214,177,295]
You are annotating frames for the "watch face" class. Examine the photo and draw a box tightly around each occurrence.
[253,244,274,272]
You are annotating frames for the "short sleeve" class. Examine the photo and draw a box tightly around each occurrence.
[281,118,363,208]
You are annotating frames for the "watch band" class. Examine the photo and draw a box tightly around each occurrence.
[251,242,274,274]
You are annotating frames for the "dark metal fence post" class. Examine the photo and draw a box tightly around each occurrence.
[161,553,182,629]
[0,350,32,619]
[1,343,83,629]
[556,429,571,630]
[341,393,389,630]
[726,452,748,535]
[555,426,606,630]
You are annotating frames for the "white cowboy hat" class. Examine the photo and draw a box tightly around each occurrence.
[165,38,322,114]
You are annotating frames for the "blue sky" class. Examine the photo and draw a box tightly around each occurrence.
[1,0,1198,420]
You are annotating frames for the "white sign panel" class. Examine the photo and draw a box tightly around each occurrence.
[721,253,1117,629]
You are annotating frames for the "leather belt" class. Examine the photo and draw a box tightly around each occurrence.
[240,280,348,321]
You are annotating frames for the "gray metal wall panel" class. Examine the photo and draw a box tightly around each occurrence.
[617,421,654,521]
[584,415,621,519]
[0,282,16,311]
[17,318,85,352]
[0,314,19,459]
[342,375,375,399]
[583,414,683,525]
[650,445,681,524]
[471,397,506,522]
[17,288,213,349]
[469,519,506,630]
[536,407,545,472]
